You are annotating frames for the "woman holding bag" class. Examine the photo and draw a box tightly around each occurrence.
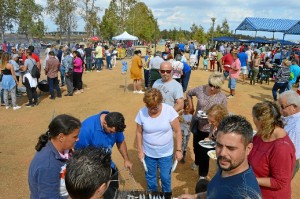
[186,72,227,179]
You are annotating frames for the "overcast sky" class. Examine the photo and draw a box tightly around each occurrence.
[37,0,300,41]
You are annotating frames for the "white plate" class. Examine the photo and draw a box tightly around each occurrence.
[207,150,217,160]
[199,140,215,149]
[197,110,208,119]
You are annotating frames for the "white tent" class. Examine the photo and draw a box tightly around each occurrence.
[112,31,138,41]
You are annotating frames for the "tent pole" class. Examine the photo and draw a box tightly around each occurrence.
[280,34,286,64]
[272,32,275,50]
[234,30,236,42]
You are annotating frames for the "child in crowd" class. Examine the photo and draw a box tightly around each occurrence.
[203,56,208,71]
[179,99,192,163]
[111,48,118,67]
[121,61,128,74]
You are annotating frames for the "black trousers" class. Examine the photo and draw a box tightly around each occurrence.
[193,131,210,177]
[73,72,83,90]
[103,167,119,199]
[23,77,37,104]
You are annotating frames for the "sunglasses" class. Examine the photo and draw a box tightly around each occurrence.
[209,83,220,89]
[160,70,172,74]
[280,104,294,110]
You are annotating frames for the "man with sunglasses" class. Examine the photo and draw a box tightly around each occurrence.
[11,47,17,56]
[279,90,300,198]
[153,61,184,112]
[74,111,132,199]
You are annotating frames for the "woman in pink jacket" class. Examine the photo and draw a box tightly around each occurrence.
[72,51,83,94]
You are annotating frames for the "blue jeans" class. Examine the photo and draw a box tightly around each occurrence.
[144,69,150,88]
[106,56,112,69]
[223,71,229,79]
[60,67,65,86]
[85,56,92,71]
[247,62,252,78]
[1,88,4,104]
[287,82,293,90]
[228,77,237,89]
[272,82,288,101]
[47,77,61,98]
[144,154,173,192]
[189,49,194,56]
[182,71,191,92]
[95,58,103,70]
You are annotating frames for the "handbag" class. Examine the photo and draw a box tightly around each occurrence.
[29,59,40,78]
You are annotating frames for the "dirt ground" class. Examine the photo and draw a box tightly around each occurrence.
[0,55,299,199]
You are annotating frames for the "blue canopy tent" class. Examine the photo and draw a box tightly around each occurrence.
[213,36,237,42]
[284,21,300,38]
[272,39,297,45]
[235,17,300,45]
[247,37,271,44]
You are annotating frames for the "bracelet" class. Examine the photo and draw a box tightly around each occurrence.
[176,149,182,152]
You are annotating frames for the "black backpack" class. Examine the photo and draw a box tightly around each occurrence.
[29,59,40,78]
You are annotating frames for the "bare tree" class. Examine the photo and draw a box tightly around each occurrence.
[79,0,101,37]
[17,0,44,42]
[0,0,18,42]
[46,0,78,44]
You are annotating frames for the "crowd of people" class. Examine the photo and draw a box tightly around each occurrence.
[0,41,121,108]
[2,39,300,198]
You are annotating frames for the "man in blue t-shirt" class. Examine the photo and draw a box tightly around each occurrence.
[75,111,133,199]
[288,59,300,90]
[238,49,248,83]
[179,115,261,199]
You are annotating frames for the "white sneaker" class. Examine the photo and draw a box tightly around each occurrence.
[96,70,101,72]
[13,106,21,110]
[133,90,138,94]
[137,90,145,94]
[6,106,10,109]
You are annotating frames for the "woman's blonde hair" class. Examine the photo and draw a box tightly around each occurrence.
[143,88,163,108]
[207,104,228,125]
[253,51,259,59]
[282,59,290,67]
[208,72,224,88]
[252,101,283,140]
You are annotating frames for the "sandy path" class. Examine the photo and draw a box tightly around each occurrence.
[0,56,299,198]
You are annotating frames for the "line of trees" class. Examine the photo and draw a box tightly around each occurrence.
[0,0,232,44]
[0,0,101,43]
[0,0,44,42]
[160,19,232,44]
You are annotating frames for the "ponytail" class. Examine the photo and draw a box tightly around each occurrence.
[35,131,49,151]
[34,114,81,152]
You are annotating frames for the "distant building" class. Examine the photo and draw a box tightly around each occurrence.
[45,31,87,36]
